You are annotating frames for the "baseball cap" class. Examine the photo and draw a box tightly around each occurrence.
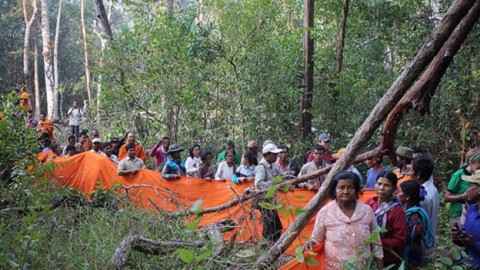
[262,143,282,154]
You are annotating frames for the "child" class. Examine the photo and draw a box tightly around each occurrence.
[231,151,257,184]
[198,152,215,180]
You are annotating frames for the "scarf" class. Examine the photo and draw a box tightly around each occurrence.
[405,206,435,248]
[374,197,401,230]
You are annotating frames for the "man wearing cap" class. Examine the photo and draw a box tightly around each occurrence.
[247,140,263,163]
[255,143,283,243]
[298,144,328,190]
[452,169,480,268]
[162,144,186,180]
[306,133,334,164]
[394,146,413,186]
[118,132,147,162]
[216,140,241,165]
[411,157,439,260]
[90,138,106,157]
[117,143,145,176]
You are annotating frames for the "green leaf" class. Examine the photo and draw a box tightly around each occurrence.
[191,199,203,214]
[295,246,305,262]
[235,249,256,258]
[340,261,357,270]
[176,249,194,264]
[186,216,202,230]
[265,186,277,199]
[258,202,276,210]
[451,247,461,261]
[440,257,453,266]
[273,175,282,183]
[295,195,305,199]
[305,257,319,266]
[295,207,305,216]
[282,183,292,192]
[195,250,213,262]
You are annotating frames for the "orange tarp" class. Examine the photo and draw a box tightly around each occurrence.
[39,152,376,265]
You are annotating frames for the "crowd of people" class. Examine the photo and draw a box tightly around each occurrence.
[21,99,480,269]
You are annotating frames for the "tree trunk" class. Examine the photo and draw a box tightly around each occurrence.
[254,0,477,266]
[81,0,93,107]
[336,0,349,77]
[53,0,62,120]
[34,34,40,116]
[22,0,38,95]
[94,0,113,40]
[40,0,55,119]
[300,0,314,139]
[381,0,480,157]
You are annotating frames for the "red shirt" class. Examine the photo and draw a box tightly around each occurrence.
[365,197,408,266]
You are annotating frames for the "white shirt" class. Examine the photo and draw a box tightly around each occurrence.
[420,177,440,257]
[67,107,83,126]
[185,156,202,173]
[215,161,235,180]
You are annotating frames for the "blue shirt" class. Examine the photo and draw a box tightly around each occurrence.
[366,166,391,188]
[463,203,480,267]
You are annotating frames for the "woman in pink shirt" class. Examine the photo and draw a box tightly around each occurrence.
[305,171,384,269]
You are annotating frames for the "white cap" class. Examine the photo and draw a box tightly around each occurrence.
[262,143,282,154]
[92,138,102,143]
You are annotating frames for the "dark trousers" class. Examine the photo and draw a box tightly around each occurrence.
[260,208,283,242]
[70,125,80,138]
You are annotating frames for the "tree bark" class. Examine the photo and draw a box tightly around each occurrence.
[22,0,38,95]
[53,0,63,120]
[40,0,55,118]
[254,0,477,267]
[34,34,40,116]
[336,0,349,77]
[94,0,113,40]
[81,0,93,107]
[300,0,314,139]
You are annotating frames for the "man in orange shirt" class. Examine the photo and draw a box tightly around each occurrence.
[393,146,413,186]
[18,87,31,111]
[118,132,146,162]
[37,112,54,139]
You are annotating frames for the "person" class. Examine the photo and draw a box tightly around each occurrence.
[365,172,407,267]
[25,110,38,130]
[162,144,186,180]
[198,151,215,180]
[395,180,435,268]
[411,146,424,158]
[231,151,257,184]
[394,146,413,186]
[215,149,237,180]
[452,169,480,268]
[75,131,88,153]
[37,112,54,139]
[255,143,283,243]
[411,156,439,260]
[332,147,363,183]
[65,144,76,157]
[306,133,335,164]
[62,135,76,156]
[117,144,145,176]
[118,132,146,162]
[274,145,300,177]
[90,138,106,157]
[365,153,391,189]
[305,171,383,269]
[149,137,169,171]
[18,87,31,111]
[80,129,92,151]
[216,140,241,165]
[110,137,120,156]
[298,144,327,190]
[103,142,118,164]
[51,143,60,158]
[247,140,262,163]
[185,144,202,177]
[66,101,83,138]
[445,148,480,226]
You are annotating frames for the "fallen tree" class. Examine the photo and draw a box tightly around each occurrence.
[254,0,479,267]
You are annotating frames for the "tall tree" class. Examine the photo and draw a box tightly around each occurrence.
[53,0,63,119]
[81,0,93,107]
[22,0,37,94]
[40,0,55,118]
[300,0,314,139]
[33,35,40,116]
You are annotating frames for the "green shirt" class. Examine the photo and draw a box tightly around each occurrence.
[447,167,470,218]
[216,150,241,165]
